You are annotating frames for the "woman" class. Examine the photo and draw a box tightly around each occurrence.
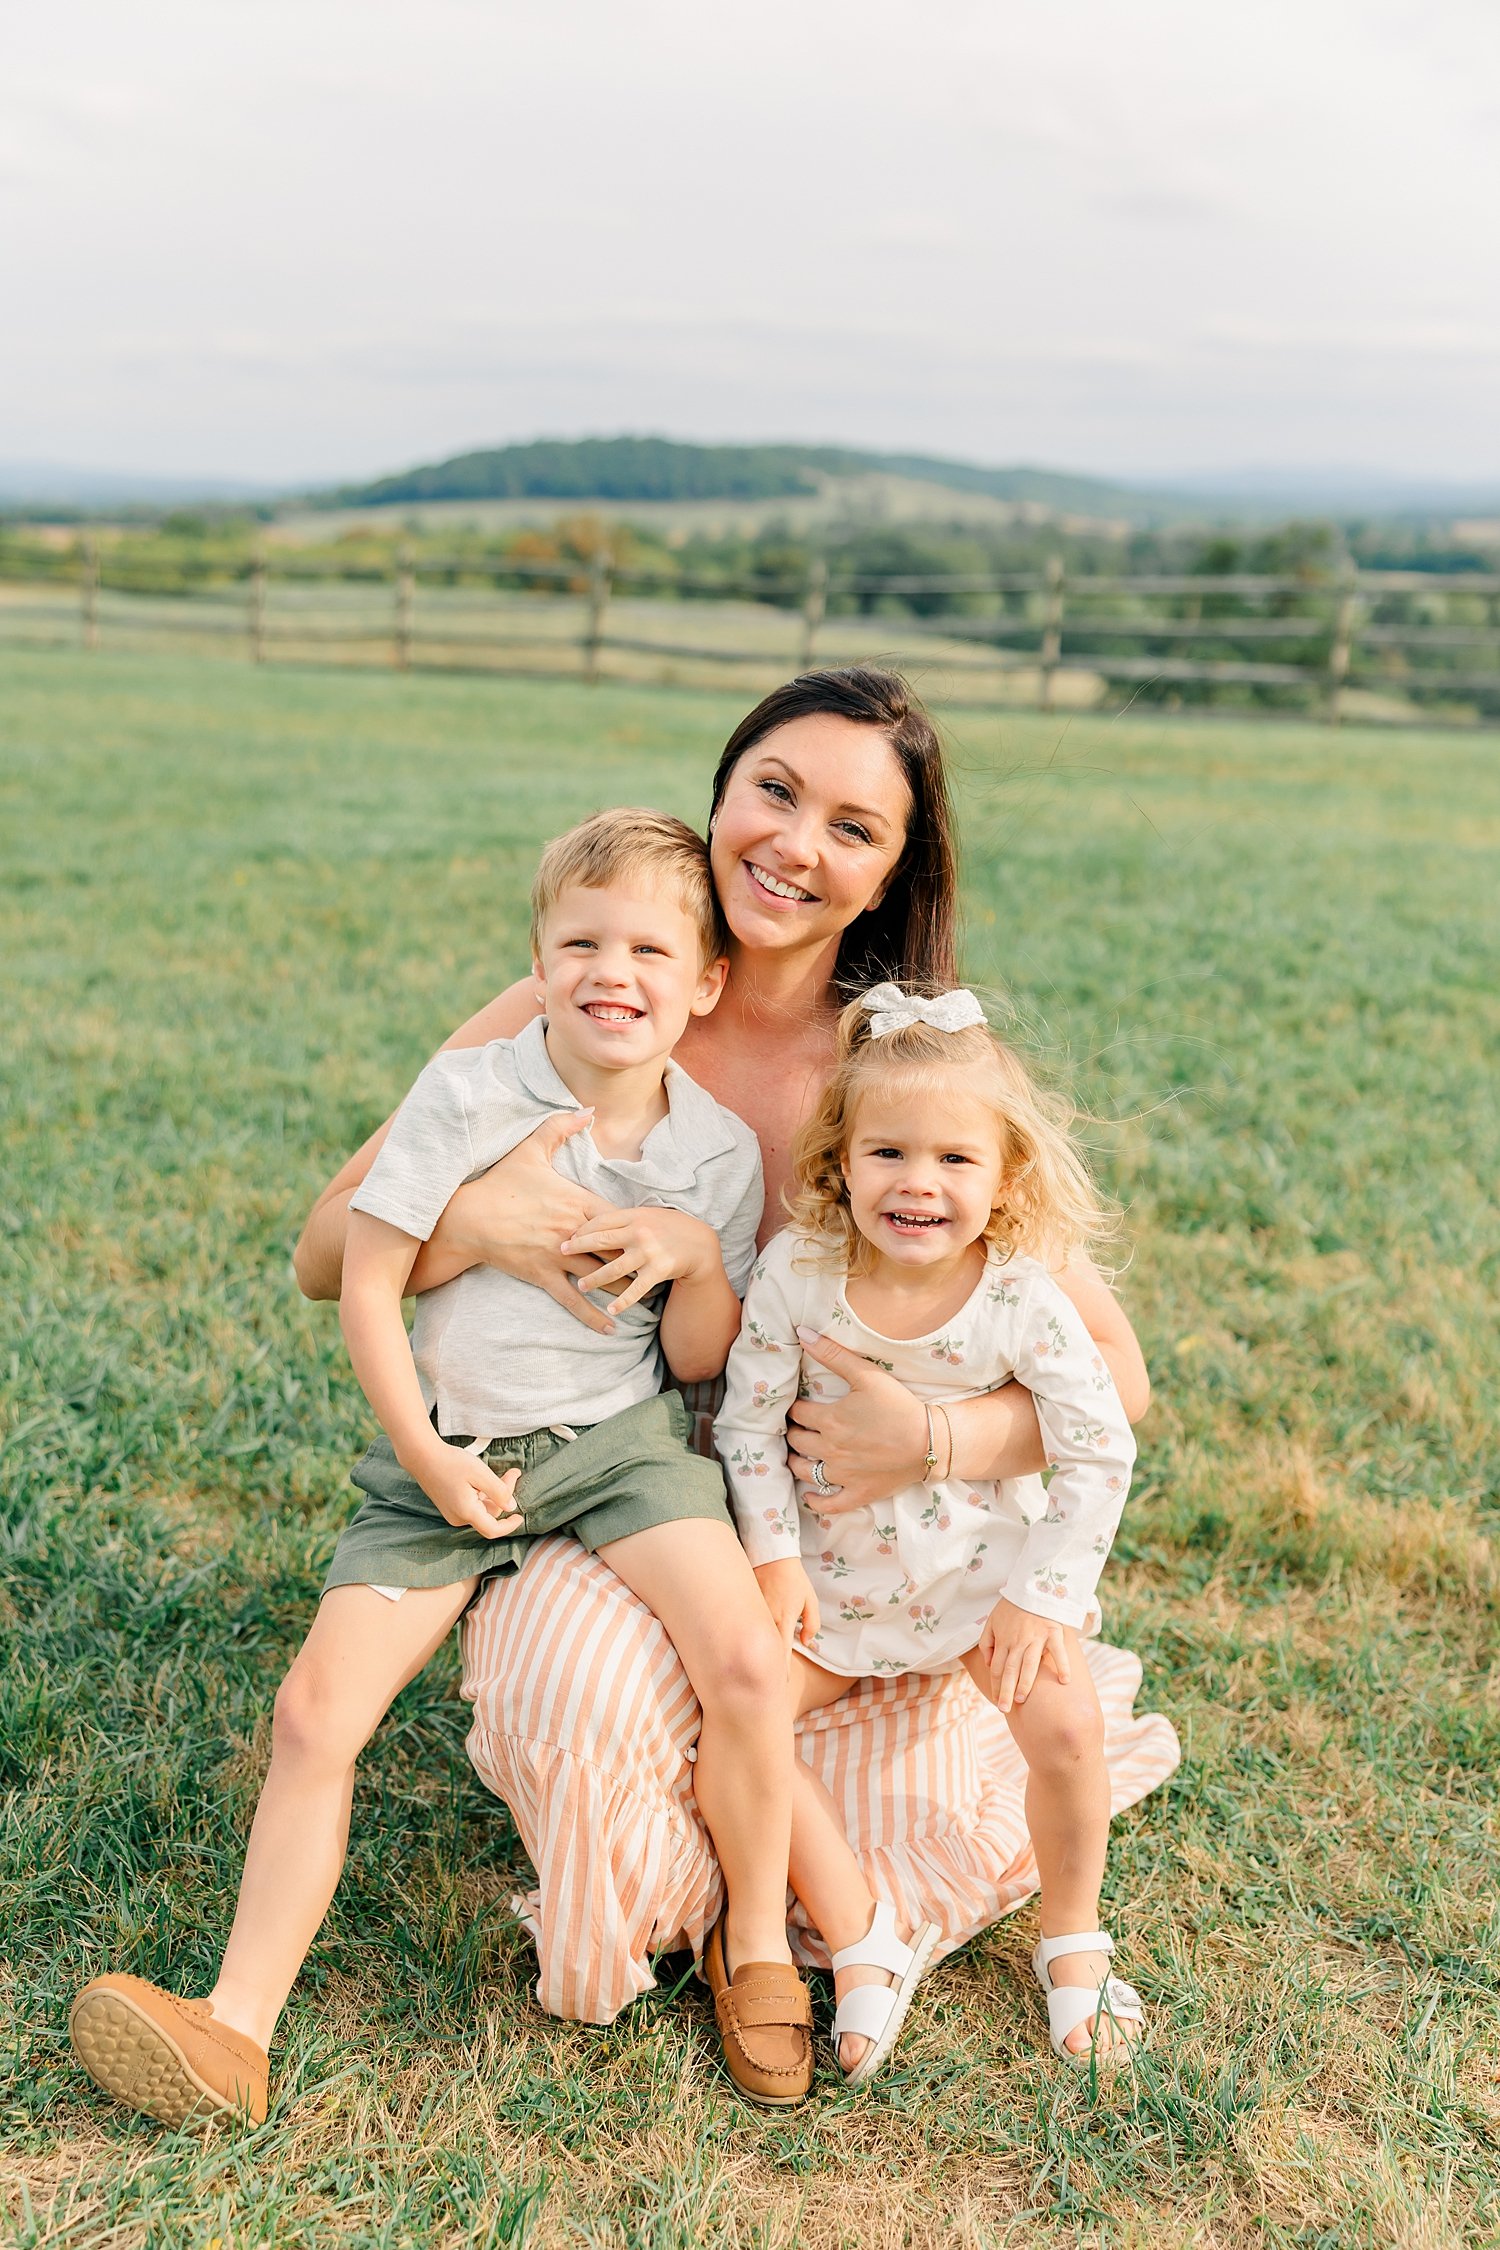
[294,668,1178,2045]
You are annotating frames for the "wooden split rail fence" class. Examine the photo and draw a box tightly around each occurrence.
[6,541,1500,724]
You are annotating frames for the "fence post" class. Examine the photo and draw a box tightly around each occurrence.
[1325,568,1358,725]
[799,554,827,669]
[1038,554,1065,711]
[583,551,611,684]
[249,543,267,665]
[395,541,415,671]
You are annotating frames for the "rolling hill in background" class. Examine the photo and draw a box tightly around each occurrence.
[6,438,1498,532]
[324,436,1174,523]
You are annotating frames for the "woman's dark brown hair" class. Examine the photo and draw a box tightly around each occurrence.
[708,667,959,994]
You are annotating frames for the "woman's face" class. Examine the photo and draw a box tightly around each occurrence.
[710,714,912,959]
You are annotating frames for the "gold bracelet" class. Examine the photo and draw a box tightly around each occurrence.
[934,1402,955,1483]
[921,1402,939,1482]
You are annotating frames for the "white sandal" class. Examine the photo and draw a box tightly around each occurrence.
[830,1901,941,2087]
[1031,1929,1144,2062]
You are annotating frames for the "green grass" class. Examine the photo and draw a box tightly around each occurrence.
[3,651,1498,2248]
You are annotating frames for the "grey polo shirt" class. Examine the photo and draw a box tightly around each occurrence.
[348,1016,764,1438]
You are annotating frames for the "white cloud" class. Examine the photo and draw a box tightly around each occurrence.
[1,0,1497,480]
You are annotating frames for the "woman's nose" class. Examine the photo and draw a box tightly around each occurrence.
[778,813,820,870]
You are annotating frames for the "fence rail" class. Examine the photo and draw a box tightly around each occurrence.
[4,545,1500,724]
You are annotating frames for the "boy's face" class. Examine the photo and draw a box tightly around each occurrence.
[533,881,727,1076]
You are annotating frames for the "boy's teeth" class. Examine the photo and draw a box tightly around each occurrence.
[586,1005,640,1021]
[749,863,815,902]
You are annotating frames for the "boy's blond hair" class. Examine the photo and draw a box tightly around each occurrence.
[786,989,1120,1275]
[530,807,727,966]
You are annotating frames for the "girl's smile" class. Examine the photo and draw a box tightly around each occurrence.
[841,1087,1004,1275]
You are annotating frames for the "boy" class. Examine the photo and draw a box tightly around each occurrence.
[71,809,812,2122]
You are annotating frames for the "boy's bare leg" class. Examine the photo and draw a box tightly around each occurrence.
[786,1653,926,2072]
[961,1636,1137,2055]
[209,1581,476,2051]
[594,1520,797,1972]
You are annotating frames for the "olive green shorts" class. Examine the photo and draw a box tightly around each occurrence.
[323,1389,732,1600]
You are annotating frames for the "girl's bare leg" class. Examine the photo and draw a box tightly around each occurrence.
[962,1636,1138,2056]
[595,1520,797,1972]
[209,1581,476,2051]
[786,1653,924,2072]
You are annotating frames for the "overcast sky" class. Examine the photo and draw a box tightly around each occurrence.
[3,0,1497,486]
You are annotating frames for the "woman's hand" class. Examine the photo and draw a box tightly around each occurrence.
[754,1557,820,1659]
[427,1111,621,1334]
[785,1330,929,1514]
[560,1206,719,1318]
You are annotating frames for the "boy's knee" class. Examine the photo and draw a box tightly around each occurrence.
[271,1662,365,1768]
[692,1613,786,1716]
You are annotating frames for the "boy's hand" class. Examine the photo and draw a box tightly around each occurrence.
[976,1598,1072,1713]
[560,1207,719,1315]
[754,1558,820,1658]
[405,1443,524,1540]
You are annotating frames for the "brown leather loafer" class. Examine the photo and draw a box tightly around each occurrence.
[702,1915,813,2106]
[70,1974,269,2128]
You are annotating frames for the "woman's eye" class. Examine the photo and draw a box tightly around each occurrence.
[836,821,873,845]
[758,778,794,804]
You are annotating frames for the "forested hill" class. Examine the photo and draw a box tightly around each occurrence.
[327,436,1157,517]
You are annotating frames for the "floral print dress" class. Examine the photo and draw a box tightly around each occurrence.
[714,1230,1137,1678]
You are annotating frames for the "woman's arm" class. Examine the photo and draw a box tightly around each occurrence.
[787,1257,1150,1511]
[292,979,618,1335]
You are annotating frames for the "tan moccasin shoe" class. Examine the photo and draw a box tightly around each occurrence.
[702,1915,813,2106]
[70,1974,269,2128]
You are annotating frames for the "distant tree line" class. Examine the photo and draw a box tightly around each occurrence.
[3,506,1495,717]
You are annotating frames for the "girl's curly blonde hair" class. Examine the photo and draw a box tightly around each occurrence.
[785,989,1120,1276]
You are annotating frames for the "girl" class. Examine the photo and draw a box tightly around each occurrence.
[716,982,1146,2081]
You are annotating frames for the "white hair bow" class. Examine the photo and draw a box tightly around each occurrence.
[863,983,988,1038]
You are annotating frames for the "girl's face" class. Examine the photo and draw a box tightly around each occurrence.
[840,1083,1004,1269]
[710,715,911,959]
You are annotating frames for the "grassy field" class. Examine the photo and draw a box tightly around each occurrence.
[3,651,1498,2248]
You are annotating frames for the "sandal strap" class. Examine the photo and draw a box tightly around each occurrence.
[1034,1929,1114,1975]
[829,1900,915,1980]
[832,1982,903,2044]
[1042,1974,1143,2050]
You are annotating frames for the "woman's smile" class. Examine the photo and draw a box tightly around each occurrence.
[744,861,820,907]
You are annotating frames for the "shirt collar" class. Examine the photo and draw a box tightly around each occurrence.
[512,1015,737,1188]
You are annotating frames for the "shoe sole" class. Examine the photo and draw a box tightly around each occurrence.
[69,1987,243,2129]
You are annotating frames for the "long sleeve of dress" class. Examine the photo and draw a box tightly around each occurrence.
[713,1239,808,1564]
[999,1270,1138,1629]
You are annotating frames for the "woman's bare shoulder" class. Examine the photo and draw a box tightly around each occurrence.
[440,977,542,1051]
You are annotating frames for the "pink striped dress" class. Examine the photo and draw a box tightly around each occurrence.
[459,1528,1178,2025]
